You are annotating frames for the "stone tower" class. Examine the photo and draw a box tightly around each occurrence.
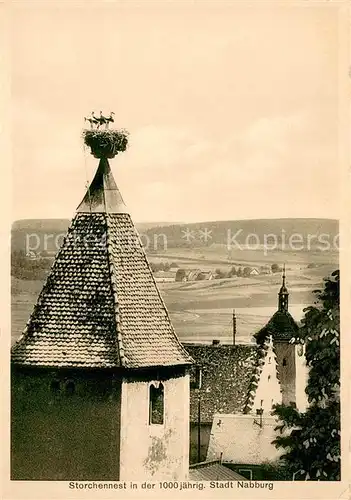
[11,128,193,481]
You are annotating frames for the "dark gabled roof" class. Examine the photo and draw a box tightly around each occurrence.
[11,159,192,370]
[189,461,247,481]
[183,344,264,423]
[254,310,299,345]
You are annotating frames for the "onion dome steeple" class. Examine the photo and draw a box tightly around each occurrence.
[254,264,298,345]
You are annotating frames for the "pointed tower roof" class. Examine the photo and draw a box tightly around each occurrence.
[254,267,298,345]
[76,158,128,214]
[11,157,192,369]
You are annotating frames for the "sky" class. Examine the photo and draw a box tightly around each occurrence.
[11,1,341,223]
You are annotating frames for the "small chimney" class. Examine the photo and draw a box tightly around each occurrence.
[212,339,220,346]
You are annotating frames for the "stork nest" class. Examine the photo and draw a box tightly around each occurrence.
[83,129,129,158]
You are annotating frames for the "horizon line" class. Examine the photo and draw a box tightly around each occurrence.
[12,216,340,225]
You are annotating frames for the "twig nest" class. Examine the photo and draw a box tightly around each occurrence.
[83,129,129,158]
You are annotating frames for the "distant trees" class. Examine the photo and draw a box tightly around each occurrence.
[11,251,52,280]
[243,266,252,277]
[151,262,261,281]
[215,268,226,279]
[271,263,281,273]
[149,261,171,273]
[228,266,237,278]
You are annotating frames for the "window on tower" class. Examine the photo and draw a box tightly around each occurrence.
[149,383,164,425]
[282,358,287,366]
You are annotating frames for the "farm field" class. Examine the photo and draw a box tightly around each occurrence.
[149,244,338,269]
[11,217,338,344]
[158,266,334,342]
[11,260,336,347]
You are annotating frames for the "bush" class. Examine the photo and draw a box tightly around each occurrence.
[271,263,281,273]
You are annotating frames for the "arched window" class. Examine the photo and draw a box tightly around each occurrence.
[282,358,287,367]
[149,383,164,425]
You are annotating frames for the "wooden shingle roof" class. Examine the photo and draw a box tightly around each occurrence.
[11,159,192,370]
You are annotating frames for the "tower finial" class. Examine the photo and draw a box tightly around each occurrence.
[278,264,289,313]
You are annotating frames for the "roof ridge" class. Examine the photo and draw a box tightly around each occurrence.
[189,459,221,469]
[105,213,125,367]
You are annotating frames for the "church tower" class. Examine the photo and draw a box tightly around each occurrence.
[254,267,307,409]
[11,123,193,481]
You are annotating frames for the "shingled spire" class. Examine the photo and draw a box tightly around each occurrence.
[11,129,192,370]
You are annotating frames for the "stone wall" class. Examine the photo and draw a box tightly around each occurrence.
[11,367,121,480]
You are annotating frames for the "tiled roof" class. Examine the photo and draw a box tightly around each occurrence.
[254,311,299,345]
[183,344,264,423]
[11,159,192,369]
[189,460,247,481]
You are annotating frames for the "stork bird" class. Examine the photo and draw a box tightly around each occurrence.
[84,113,99,129]
[91,111,102,129]
[95,111,108,129]
[105,111,115,129]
